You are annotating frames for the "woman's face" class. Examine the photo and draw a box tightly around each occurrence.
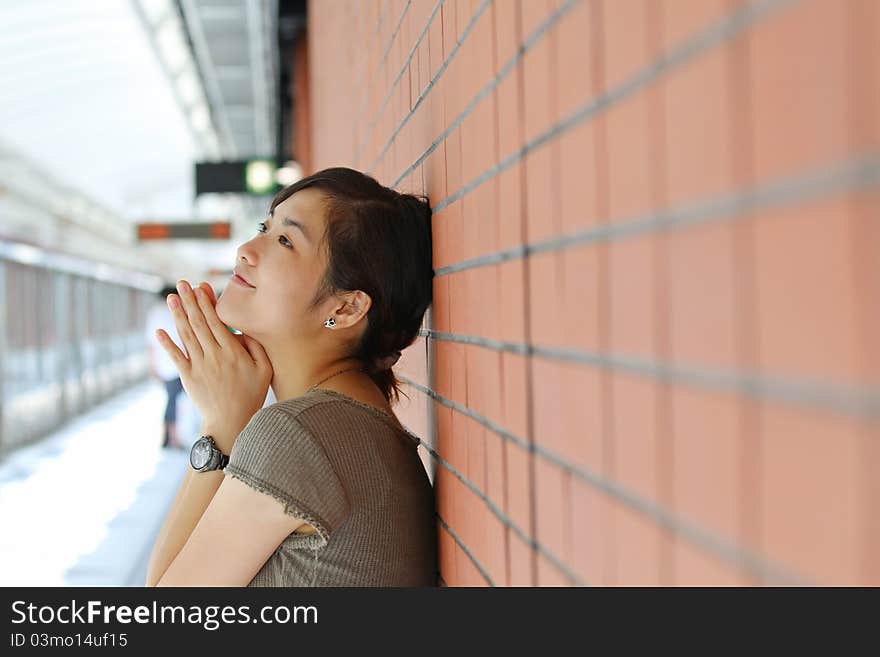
[215,187,329,340]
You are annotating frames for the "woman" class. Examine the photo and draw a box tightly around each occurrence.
[145,167,437,587]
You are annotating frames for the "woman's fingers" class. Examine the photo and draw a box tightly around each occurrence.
[167,288,203,360]
[174,280,218,354]
[155,328,190,373]
[193,283,238,349]
[240,333,271,367]
[198,281,217,305]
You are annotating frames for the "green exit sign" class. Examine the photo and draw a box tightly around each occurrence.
[195,159,282,196]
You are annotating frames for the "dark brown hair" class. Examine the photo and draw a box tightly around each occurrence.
[268,167,433,405]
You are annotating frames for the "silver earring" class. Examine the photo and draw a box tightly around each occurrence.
[324,317,336,328]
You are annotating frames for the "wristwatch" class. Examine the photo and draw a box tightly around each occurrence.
[189,435,229,472]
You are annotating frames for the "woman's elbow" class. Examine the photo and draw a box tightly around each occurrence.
[144,568,162,587]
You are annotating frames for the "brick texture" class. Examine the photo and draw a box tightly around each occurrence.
[303,0,880,585]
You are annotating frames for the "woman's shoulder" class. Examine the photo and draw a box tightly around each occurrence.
[258,388,419,448]
[249,389,350,424]
[265,388,383,423]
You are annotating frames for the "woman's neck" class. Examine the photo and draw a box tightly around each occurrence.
[268,351,367,402]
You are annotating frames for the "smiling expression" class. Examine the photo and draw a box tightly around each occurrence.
[215,187,331,341]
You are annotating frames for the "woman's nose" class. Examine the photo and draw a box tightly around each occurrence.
[236,239,258,265]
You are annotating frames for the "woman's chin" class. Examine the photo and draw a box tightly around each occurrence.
[215,296,238,329]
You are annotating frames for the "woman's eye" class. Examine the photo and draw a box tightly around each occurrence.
[258,220,291,248]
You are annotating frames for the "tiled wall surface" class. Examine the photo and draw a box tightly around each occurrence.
[304,0,879,585]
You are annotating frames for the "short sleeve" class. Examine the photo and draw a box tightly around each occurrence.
[225,405,352,544]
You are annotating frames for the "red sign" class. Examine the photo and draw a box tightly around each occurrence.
[136,222,231,240]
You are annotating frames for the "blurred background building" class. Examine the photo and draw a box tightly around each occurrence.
[0,0,876,586]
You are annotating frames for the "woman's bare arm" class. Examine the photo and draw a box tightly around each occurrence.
[145,466,190,581]
[145,280,274,585]
[153,474,308,586]
[144,468,194,585]
[144,425,234,586]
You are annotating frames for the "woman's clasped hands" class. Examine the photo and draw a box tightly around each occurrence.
[156,280,273,452]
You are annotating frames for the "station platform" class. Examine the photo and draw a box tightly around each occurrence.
[0,381,191,586]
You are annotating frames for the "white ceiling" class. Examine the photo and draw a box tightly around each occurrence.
[0,0,198,220]
[0,0,279,281]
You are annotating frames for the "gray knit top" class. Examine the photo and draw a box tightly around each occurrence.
[223,387,438,587]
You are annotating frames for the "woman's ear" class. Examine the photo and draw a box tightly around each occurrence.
[332,291,372,329]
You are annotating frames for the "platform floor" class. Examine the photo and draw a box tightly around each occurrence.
[0,381,191,586]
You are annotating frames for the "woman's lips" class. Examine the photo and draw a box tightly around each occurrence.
[231,274,255,289]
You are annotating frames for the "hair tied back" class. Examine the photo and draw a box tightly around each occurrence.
[370,349,402,373]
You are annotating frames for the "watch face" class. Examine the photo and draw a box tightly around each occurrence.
[190,438,212,469]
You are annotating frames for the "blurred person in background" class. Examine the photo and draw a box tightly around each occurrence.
[145,284,189,450]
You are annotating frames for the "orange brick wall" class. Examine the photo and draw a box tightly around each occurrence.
[303,0,879,585]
